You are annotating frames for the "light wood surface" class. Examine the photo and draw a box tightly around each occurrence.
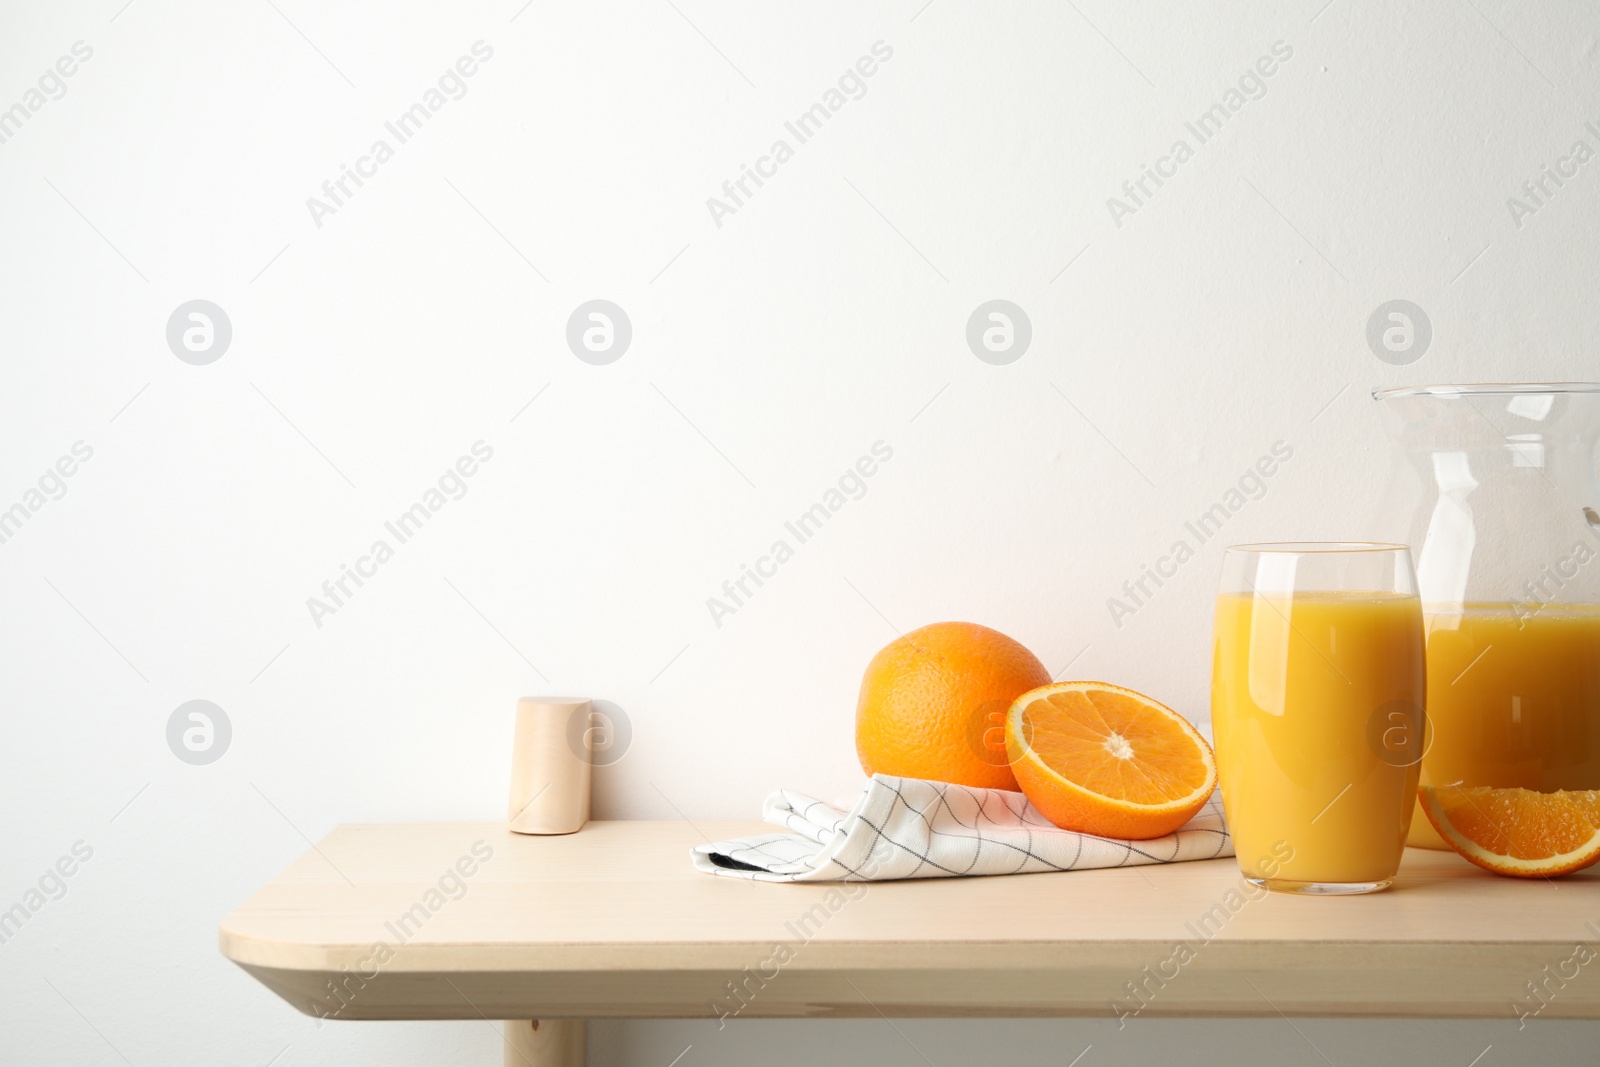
[219,821,1600,1021]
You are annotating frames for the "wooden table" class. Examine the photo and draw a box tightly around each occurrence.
[219,821,1600,1063]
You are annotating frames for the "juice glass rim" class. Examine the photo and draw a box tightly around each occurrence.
[1372,381,1600,400]
[1224,541,1410,555]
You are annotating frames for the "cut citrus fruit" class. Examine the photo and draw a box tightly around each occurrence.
[1418,785,1600,878]
[1005,681,1216,839]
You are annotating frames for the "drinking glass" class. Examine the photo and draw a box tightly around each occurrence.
[1211,543,1425,894]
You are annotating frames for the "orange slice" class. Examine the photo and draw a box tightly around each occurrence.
[1004,681,1216,839]
[1419,785,1600,878]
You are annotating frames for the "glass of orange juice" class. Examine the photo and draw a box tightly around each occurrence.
[1211,542,1425,894]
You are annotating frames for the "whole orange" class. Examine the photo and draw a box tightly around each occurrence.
[856,621,1051,790]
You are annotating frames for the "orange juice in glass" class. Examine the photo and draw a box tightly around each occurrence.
[1211,543,1425,894]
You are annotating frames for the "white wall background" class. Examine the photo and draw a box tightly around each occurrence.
[2,0,1598,1063]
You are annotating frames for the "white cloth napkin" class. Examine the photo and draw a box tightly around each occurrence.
[691,774,1232,882]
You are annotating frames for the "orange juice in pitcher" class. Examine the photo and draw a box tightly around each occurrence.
[1373,385,1600,848]
[1409,602,1600,846]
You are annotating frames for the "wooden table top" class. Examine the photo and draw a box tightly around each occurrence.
[219,821,1600,1022]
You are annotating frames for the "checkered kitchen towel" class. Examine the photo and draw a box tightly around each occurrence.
[691,774,1231,882]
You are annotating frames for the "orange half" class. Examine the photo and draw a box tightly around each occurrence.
[1005,681,1216,839]
[1419,785,1600,878]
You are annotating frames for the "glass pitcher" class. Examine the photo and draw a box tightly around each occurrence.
[1372,383,1600,848]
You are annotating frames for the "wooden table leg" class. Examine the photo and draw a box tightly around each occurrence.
[504,1019,584,1066]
